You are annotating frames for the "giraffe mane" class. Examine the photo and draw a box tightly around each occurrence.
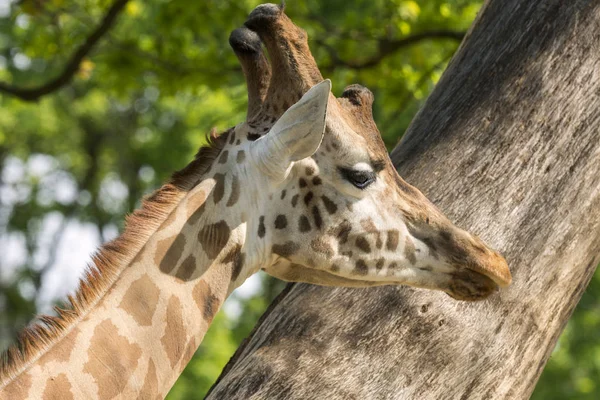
[0,128,231,385]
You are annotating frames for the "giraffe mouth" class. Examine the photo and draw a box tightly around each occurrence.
[445,269,499,301]
[265,258,502,301]
[319,267,501,301]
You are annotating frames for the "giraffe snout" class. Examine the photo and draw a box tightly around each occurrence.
[438,227,512,298]
[456,232,512,288]
[408,218,512,300]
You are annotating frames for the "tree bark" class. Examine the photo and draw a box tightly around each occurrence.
[208,0,600,398]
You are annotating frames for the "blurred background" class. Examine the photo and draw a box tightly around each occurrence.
[0,0,597,398]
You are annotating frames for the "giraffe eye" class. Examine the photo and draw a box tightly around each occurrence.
[339,167,376,189]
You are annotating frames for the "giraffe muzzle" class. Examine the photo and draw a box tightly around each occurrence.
[430,225,512,300]
[404,209,512,300]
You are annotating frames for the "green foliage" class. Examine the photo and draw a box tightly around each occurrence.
[0,0,596,398]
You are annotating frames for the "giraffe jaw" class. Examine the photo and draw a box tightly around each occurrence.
[265,259,501,301]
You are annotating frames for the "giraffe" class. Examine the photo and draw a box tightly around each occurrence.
[0,4,511,399]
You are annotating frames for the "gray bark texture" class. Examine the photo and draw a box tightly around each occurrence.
[207,0,600,398]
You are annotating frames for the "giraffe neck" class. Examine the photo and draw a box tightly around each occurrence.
[0,165,261,399]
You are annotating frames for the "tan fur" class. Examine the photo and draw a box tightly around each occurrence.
[41,373,73,400]
[82,319,142,399]
[0,130,228,387]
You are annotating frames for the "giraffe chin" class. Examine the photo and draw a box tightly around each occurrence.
[444,269,499,301]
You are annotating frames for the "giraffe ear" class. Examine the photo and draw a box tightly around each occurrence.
[250,79,331,181]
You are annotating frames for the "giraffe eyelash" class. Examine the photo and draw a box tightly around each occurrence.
[338,167,377,189]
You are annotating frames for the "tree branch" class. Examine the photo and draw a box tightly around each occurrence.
[318,30,465,71]
[0,0,130,102]
[207,2,600,398]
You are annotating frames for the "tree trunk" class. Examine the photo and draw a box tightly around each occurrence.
[208,0,600,398]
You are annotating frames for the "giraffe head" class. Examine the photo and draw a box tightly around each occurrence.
[224,4,511,301]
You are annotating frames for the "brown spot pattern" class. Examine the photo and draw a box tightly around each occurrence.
[3,372,32,399]
[312,206,323,230]
[354,259,368,275]
[236,150,246,163]
[387,230,400,251]
[226,174,240,207]
[119,274,160,326]
[222,244,245,282]
[161,296,187,368]
[329,220,352,244]
[312,176,322,185]
[356,236,371,253]
[299,178,307,188]
[272,241,300,258]
[321,196,338,214]
[304,192,314,205]
[83,319,142,400]
[361,218,378,232]
[38,327,80,367]
[193,281,220,322]
[405,236,417,265]
[280,190,287,199]
[137,360,159,400]
[42,373,74,400]
[275,215,288,229]
[187,203,206,227]
[218,150,228,164]
[198,220,231,260]
[376,258,385,270]
[305,166,315,175]
[175,255,197,281]
[311,238,334,259]
[291,194,299,207]
[258,216,266,238]
[158,234,186,274]
[299,215,311,232]
[213,173,226,204]
[187,190,208,220]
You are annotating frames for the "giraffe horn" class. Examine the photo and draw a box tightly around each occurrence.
[245,3,325,120]
[229,26,271,121]
[336,84,377,125]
